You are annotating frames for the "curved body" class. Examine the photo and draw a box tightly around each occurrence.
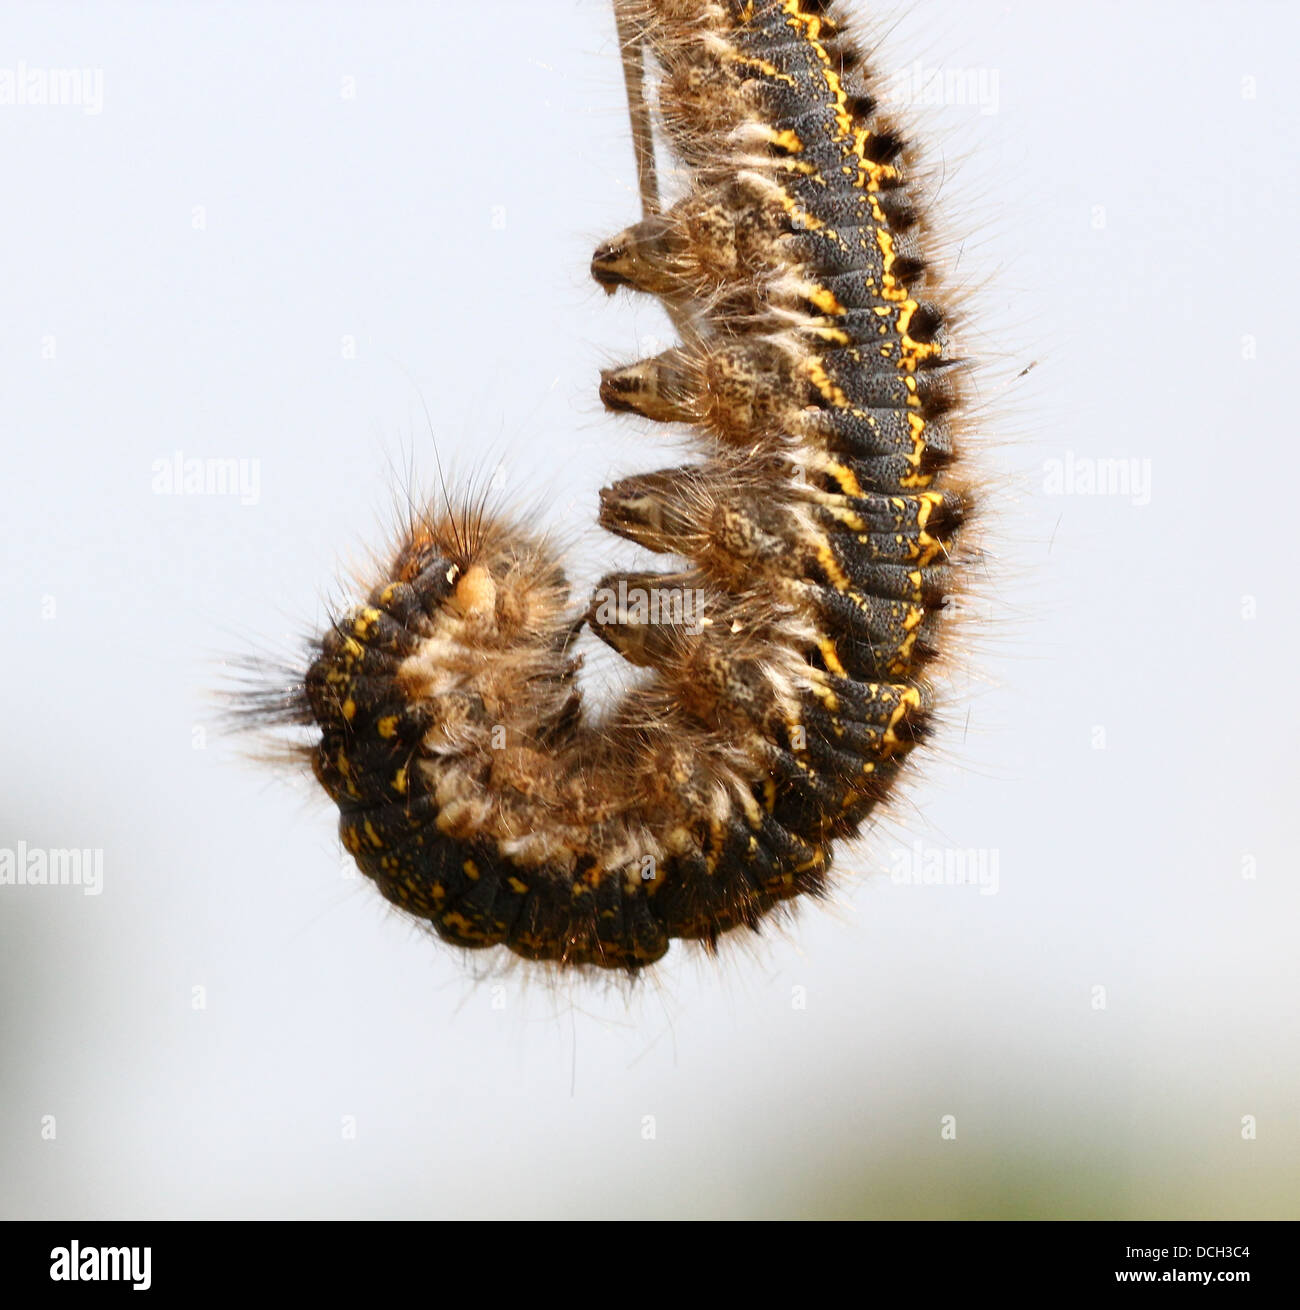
[296,1,974,970]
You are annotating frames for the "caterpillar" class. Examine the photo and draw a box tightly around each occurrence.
[254,0,980,972]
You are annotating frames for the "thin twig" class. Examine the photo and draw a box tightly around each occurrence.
[615,4,661,218]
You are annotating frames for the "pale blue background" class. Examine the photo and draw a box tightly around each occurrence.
[1,0,1296,1218]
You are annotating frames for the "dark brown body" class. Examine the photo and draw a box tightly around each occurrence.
[299,1,975,970]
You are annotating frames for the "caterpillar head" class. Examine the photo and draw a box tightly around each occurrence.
[301,511,581,817]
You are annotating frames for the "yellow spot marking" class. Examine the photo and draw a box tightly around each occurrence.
[826,505,867,531]
[805,283,845,316]
[353,607,382,639]
[704,816,727,875]
[897,300,942,371]
[810,680,840,714]
[883,687,924,748]
[853,135,901,192]
[440,912,484,940]
[377,715,398,738]
[824,66,852,137]
[794,848,826,875]
[764,127,804,154]
[915,536,942,567]
[810,326,852,346]
[739,789,763,828]
[775,186,824,230]
[818,637,846,676]
[720,38,792,84]
[463,859,479,881]
[804,357,850,408]
[815,535,851,592]
[773,156,819,178]
[824,460,862,496]
[876,230,908,303]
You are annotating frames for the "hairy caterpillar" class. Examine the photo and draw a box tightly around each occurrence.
[253,0,981,972]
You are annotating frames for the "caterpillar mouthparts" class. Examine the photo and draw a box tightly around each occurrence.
[261,0,983,973]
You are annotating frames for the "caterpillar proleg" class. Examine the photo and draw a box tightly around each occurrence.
[255,0,982,973]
